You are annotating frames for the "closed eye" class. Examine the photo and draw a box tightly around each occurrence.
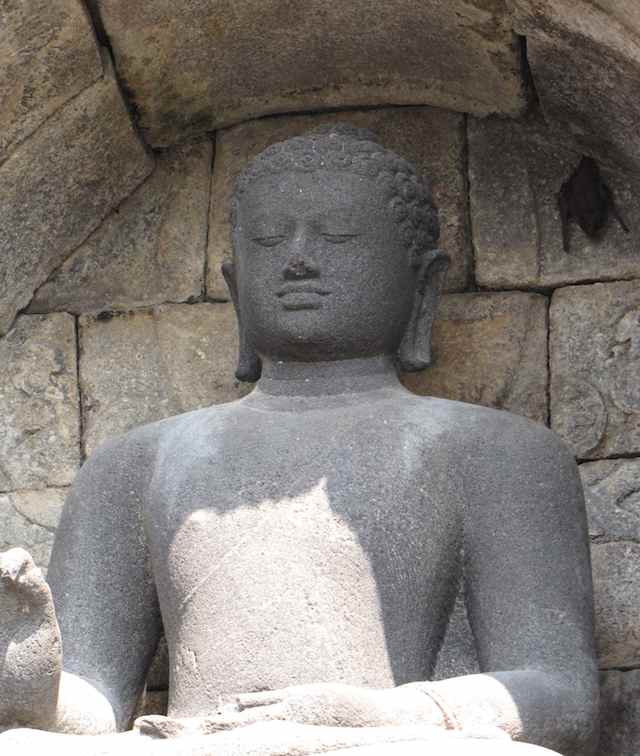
[252,236,286,248]
[322,233,360,244]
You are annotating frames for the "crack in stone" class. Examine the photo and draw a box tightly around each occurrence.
[9,500,56,534]
[202,138,216,302]
[0,74,102,173]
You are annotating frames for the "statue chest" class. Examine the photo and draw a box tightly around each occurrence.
[146,406,463,714]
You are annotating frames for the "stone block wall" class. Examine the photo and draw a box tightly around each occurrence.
[2,101,640,752]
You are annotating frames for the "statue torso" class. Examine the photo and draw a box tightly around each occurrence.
[145,387,464,717]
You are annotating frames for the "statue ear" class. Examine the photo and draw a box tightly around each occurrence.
[396,249,450,372]
[221,260,262,383]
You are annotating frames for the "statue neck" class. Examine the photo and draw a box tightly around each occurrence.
[255,355,401,399]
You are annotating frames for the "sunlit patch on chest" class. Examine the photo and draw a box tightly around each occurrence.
[168,477,378,614]
[166,477,397,688]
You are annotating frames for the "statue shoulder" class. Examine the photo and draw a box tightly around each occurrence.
[439,403,581,508]
[85,402,237,465]
[80,401,244,486]
[83,418,166,471]
[408,396,573,466]
[467,406,572,465]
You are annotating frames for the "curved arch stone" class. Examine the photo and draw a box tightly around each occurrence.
[0,0,102,164]
[0,69,153,336]
[510,0,640,175]
[92,0,527,147]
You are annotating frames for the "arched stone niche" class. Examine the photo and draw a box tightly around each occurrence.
[88,0,527,146]
[2,2,640,754]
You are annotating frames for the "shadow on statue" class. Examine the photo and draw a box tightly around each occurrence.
[0,125,598,756]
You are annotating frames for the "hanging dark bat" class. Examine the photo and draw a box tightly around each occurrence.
[558,156,630,253]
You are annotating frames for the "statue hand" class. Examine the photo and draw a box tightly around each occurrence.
[205,682,448,730]
[0,548,62,730]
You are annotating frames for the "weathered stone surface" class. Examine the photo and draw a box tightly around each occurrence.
[207,108,470,300]
[146,635,169,692]
[95,0,526,147]
[136,689,168,718]
[600,670,640,756]
[0,131,596,754]
[403,292,548,424]
[0,548,62,731]
[580,459,640,542]
[79,303,249,455]
[0,70,154,337]
[469,115,640,289]
[591,541,640,669]
[0,314,79,491]
[550,281,640,460]
[0,0,102,163]
[0,489,66,574]
[434,590,480,681]
[510,0,640,175]
[29,142,212,314]
[0,723,567,754]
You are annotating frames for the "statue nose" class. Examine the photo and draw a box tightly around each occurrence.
[283,254,319,280]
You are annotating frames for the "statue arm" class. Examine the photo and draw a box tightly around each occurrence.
[45,433,163,733]
[427,419,598,755]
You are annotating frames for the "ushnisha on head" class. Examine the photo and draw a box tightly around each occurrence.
[223,124,449,381]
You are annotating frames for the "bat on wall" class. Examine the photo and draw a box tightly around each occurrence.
[558,156,629,253]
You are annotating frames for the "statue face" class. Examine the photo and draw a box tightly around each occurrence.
[233,170,417,362]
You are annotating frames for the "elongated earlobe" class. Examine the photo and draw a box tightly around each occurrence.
[221,260,262,382]
[396,249,450,372]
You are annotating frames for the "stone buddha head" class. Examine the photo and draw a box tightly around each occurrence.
[223,125,449,381]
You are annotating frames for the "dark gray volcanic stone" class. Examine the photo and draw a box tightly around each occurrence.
[207,108,470,300]
[0,127,596,756]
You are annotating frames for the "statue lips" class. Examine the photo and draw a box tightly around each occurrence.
[276,283,331,311]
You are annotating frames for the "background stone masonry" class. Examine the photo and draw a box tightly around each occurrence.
[2,2,640,752]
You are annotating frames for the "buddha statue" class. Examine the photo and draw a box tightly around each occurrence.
[0,125,598,756]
